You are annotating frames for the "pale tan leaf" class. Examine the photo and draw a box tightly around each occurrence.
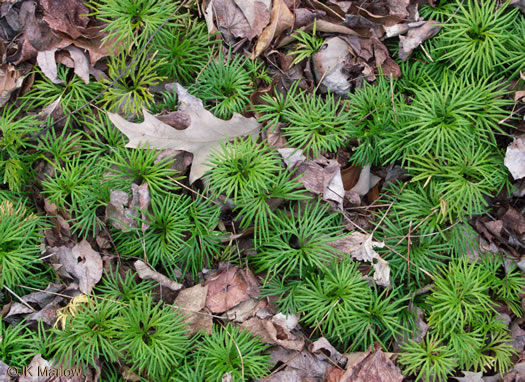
[107,84,261,183]
[253,0,294,58]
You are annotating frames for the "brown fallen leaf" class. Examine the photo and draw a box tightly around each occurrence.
[399,20,441,61]
[241,317,305,351]
[108,84,261,183]
[269,347,331,379]
[174,284,212,336]
[387,0,410,18]
[39,0,90,40]
[329,231,391,287]
[205,0,271,40]
[19,354,54,382]
[292,155,345,208]
[340,349,403,382]
[504,136,525,180]
[134,260,182,291]
[0,63,24,107]
[205,266,259,314]
[51,240,103,294]
[253,0,294,58]
[37,49,64,84]
[106,189,139,232]
[310,337,343,363]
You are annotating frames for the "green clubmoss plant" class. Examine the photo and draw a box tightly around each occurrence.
[482,254,525,316]
[252,201,343,279]
[51,298,119,370]
[41,157,108,237]
[104,146,181,196]
[420,0,456,22]
[113,294,190,379]
[437,0,519,78]
[282,91,352,159]
[235,170,308,244]
[153,19,218,83]
[383,75,511,162]
[408,144,509,221]
[254,82,300,131]
[190,50,254,119]
[287,21,324,66]
[0,198,47,289]
[399,334,457,382]
[204,138,282,201]
[294,260,370,345]
[0,321,39,368]
[347,77,400,166]
[196,323,271,382]
[0,105,39,191]
[95,267,155,304]
[23,66,103,126]
[113,193,191,268]
[427,257,495,335]
[88,0,181,49]
[173,196,225,278]
[102,51,166,116]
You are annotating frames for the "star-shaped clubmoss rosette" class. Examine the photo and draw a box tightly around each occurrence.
[107,84,261,183]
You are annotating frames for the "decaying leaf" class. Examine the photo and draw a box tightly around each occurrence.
[253,0,294,58]
[453,371,484,382]
[205,266,259,313]
[269,347,331,379]
[312,36,352,95]
[205,0,271,40]
[293,156,345,208]
[19,354,54,382]
[340,349,403,382]
[39,0,90,40]
[51,240,103,294]
[135,260,182,291]
[241,316,305,351]
[329,231,391,287]
[399,21,441,61]
[504,136,525,180]
[174,284,212,335]
[0,63,24,107]
[108,84,261,183]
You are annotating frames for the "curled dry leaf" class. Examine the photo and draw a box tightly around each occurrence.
[134,260,182,291]
[504,136,525,180]
[108,84,261,183]
[36,49,63,84]
[399,21,441,61]
[329,231,391,287]
[205,266,259,314]
[51,240,103,294]
[269,347,330,379]
[205,0,271,40]
[293,156,345,208]
[0,63,24,107]
[253,0,293,58]
[350,164,381,196]
[241,317,305,351]
[312,36,352,95]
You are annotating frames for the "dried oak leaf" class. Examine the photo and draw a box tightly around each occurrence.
[329,232,391,287]
[108,84,261,183]
[205,266,259,314]
[340,349,403,382]
[51,240,103,294]
[205,0,271,40]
